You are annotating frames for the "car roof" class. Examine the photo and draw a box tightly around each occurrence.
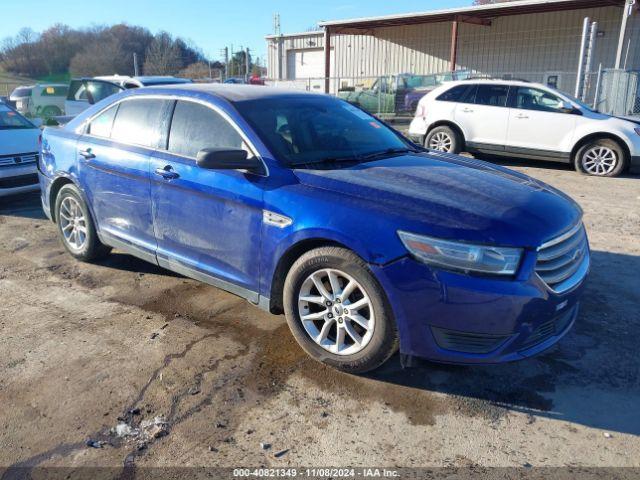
[443,79,548,89]
[144,83,321,102]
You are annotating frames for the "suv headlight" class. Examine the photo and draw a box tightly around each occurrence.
[398,231,523,275]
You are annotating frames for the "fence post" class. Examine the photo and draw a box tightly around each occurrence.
[575,17,590,98]
[593,64,603,110]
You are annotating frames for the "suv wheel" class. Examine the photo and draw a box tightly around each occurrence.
[55,184,111,261]
[425,126,462,154]
[283,247,398,373]
[575,138,627,177]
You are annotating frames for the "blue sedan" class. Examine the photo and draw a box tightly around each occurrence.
[38,84,589,372]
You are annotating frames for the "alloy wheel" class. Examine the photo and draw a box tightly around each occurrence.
[59,196,88,251]
[298,268,375,356]
[428,132,452,152]
[582,146,617,175]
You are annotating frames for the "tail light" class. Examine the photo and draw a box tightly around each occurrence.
[416,103,426,118]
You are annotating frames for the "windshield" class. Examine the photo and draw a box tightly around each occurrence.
[0,105,34,129]
[557,91,596,112]
[234,96,414,167]
[11,87,32,98]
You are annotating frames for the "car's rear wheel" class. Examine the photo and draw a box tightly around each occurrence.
[283,247,398,373]
[425,126,462,154]
[574,138,627,177]
[55,184,111,261]
[42,106,62,118]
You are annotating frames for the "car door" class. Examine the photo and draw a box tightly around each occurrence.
[150,99,265,296]
[505,86,577,156]
[77,98,171,262]
[454,84,511,150]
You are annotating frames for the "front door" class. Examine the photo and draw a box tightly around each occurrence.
[506,86,577,155]
[150,100,265,296]
[77,98,170,261]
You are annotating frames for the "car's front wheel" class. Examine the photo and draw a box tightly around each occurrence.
[283,247,398,373]
[425,126,462,154]
[55,184,111,261]
[574,138,627,177]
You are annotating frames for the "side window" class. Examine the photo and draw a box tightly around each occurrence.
[437,84,476,103]
[514,87,565,113]
[111,99,167,148]
[86,81,123,103]
[474,85,510,107]
[87,104,118,138]
[168,101,243,158]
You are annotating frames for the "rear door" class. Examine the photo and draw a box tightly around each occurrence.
[454,83,511,150]
[150,100,265,296]
[505,86,577,156]
[77,98,171,262]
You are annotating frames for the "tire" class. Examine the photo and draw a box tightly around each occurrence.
[425,125,462,154]
[55,184,111,262]
[41,106,62,118]
[574,138,627,177]
[283,246,399,373]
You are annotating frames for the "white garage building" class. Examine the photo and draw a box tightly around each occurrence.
[266,0,640,107]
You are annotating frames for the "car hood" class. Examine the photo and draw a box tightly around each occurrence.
[0,128,40,156]
[293,153,582,248]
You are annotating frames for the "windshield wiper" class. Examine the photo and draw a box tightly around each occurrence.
[356,147,421,161]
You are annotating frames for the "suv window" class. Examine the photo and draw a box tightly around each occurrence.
[40,86,68,97]
[111,99,167,148]
[168,101,243,158]
[67,80,122,103]
[474,85,510,107]
[513,86,565,113]
[87,104,119,138]
[437,84,476,103]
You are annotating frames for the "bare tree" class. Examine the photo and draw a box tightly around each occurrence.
[143,32,182,75]
[69,38,129,77]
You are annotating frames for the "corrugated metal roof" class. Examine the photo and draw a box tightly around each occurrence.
[265,31,323,40]
[319,0,623,30]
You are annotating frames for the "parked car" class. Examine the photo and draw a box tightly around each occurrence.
[0,104,41,197]
[224,77,246,84]
[14,84,69,118]
[40,85,589,372]
[409,79,640,177]
[65,76,192,117]
[9,85,33,112]
[338,72,470,115]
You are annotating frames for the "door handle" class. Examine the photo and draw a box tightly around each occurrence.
[154,165,180,180]
[79,148,95,160]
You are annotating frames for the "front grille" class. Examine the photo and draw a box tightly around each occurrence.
[536,223,589,293]
[520,306,576,350]
[0,174,39,189]
[0,152,39,168]
[431,327,510,354]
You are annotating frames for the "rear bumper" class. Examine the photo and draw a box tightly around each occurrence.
[371,254,588,364]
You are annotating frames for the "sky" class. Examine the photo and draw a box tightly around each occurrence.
[2,0,470,65]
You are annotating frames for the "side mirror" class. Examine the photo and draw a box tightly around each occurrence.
[560,101,582,115]
[196,148,261,171]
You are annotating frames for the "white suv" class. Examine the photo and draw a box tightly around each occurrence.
[408,79,640,177]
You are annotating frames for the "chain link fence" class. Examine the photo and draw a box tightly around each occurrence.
[594,69,640,117]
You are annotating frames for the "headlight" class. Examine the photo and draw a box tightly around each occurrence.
[398,231,523,275]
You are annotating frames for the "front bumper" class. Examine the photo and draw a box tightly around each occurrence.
[630,156,640,174]
[0,164,40,198]
[371,254,588,364]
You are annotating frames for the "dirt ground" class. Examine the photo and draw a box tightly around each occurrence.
[0,158,639,476]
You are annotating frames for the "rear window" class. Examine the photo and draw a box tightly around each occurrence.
[11,87,32,98]
[67,80,122,103]
[474,85,510,107]
[437,84,476,103]
[110,99,168,148]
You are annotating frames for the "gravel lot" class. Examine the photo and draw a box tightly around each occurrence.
[0,159,639,475]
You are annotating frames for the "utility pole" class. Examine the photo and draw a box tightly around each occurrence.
[133,52,139,76]
[219,47,229,80]
[245,47,250,82]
